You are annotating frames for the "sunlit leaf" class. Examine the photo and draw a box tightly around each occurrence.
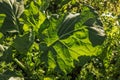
[22,1,46,33]
[39,7,106,74]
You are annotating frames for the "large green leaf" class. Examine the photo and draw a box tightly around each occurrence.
[0,0,24,34]
[39,7,106,74]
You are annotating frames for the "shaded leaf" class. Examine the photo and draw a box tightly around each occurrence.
[57,13,80,39]
[12,31,35,54]
[0,0,24,34]
[88,26,106,46]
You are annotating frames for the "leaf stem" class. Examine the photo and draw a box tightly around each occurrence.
[13,58,27,71]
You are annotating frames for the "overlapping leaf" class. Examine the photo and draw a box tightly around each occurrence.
[23,1,46,32]
[0,0,24,33]
[39,7,106,74]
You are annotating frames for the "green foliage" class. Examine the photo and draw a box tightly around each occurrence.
[0,0,24,34]
[39,7,105,75]
[12,31,35,54]
[0,0,120,80]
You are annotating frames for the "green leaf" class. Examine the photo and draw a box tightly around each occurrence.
[0,44,4,53]
[0,14,6,28]
[0,32,3,40]
[12,31,35,54]
[88,25,106,46]
[37,0,50,11]
[57,13,80,39]
[39,7,106,74]
[22,1,46,32]
[0,0,24,34]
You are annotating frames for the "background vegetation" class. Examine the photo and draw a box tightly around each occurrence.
[0,0,120,80]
